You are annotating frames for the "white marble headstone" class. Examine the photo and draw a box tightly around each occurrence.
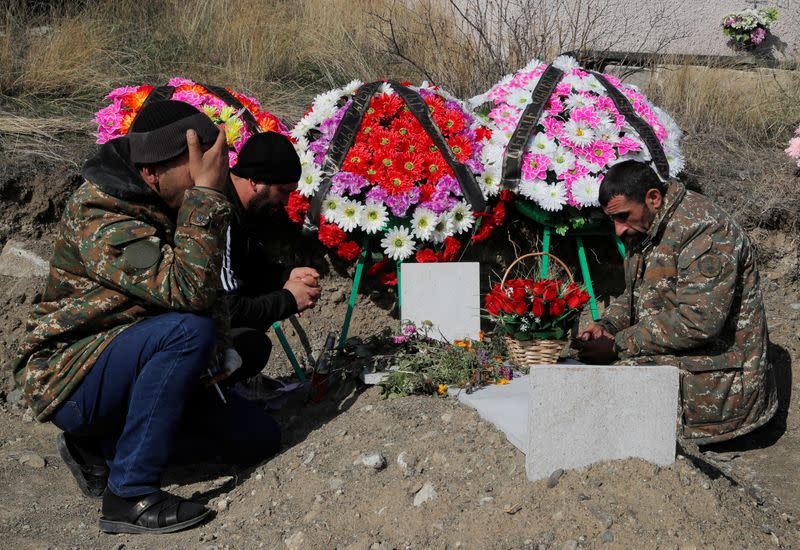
[400,262,480,342]
[526,364,679,481]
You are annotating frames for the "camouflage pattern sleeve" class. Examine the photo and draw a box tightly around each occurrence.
[614,225,737,358]
[73,187,231,312]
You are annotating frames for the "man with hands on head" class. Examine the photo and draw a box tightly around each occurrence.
[220,131,322,383]
[13,100,281,535]
[574,160,776,444]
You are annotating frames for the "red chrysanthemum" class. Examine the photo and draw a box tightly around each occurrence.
[379,168,415,196]
[440,236,462,262]
[447,134,473,162]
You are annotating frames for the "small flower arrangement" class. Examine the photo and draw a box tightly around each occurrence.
[378,321,513,398]
[471,55,683,234]
[94,77,288,167]
[722,7,779,48]
[484,278,591,341]
[285,80,509,276]
[786,126,800,169]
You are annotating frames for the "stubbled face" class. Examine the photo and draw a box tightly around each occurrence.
[248,181,298,214]
[602,189,662,248]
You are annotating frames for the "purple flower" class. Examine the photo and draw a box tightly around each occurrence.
[436,175,461,196]
[402,323,418,336]
[386,193,412,217]
[466,158,484,173]
[393,336,409,344]
[751,27,766,45]
[445,100,461,111]
[366,186,389,203]
[330,171,370,195]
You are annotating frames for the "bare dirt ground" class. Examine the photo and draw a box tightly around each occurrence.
[0,149,799,549]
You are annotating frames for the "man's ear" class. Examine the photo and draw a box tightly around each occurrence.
[645,188,663,211]
[139,166,160,191]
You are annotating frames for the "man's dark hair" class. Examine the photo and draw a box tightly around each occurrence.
[598,160,666,207]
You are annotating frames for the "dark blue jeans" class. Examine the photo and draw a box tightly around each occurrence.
[50,312,281,498]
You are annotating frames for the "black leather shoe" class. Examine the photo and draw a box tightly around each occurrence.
[99,490,213,534]
[57,432,109,498]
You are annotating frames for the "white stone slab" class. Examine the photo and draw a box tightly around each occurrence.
[0,240,49,278]
[400,262,480,342]
[526,364,679,481]
[452,375,529,452]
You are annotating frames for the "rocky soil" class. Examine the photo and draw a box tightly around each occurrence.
[0,142,799,549]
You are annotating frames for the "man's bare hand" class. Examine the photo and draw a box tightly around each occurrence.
[186,128,228,191]
[289,267,320,288]
[577,323,613,342]
[284,279,321,312]
[577,335,618,364]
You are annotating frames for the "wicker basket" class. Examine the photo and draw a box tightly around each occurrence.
[500,252,572,369]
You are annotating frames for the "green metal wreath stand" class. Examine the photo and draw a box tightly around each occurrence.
[512,199,626,321]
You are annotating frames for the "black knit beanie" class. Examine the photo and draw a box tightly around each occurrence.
[128,100,219,165]
[230,131,301,184]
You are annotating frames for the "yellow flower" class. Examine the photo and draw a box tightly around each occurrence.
[224,117,244,145]
[219,105,236,122]
[437,384,448,395]
[496,378,509,385]
[201,105,217,119]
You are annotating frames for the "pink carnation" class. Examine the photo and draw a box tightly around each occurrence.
[751,27,766,45]
[95,102,124,144]
[616,136,642,156]
[561,162,590,185]
[542,117,565,139]
[172,89,205,107]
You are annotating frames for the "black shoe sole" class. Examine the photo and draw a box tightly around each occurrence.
[57,433,107,498]
[98,508,214,534]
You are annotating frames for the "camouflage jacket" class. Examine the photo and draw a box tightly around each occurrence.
[12,138,231,421]
[598,181,777,444]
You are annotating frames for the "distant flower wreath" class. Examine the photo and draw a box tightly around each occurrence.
[722,7,779,48]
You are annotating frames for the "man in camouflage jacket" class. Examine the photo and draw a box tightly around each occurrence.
[12,100,280,534]
[577,160,777,445]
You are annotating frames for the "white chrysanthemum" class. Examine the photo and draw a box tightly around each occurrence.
[336,199,363,232]
[584,74,606,94]
[297,149,315,169]
[480,142,505,167]
[381,226,416,261]
[571,175,601,207]
[411,207,437,241]
[505,88,532,110]
[480,167,502,197]
[538,182,568,212]
[342,79,363,96]
[531,133,557,155]
[430,213,454,244]
[564,93,594,111]
[562,73,590,92]
[297,165,322,197]
[468,92,490,109]
[519,179,546,201]
[550,147,576,175]
[522,58,544,72]
[378,82,393,95]
[563,119,595,147]
[450,201,475,234]
[595,121,621,144]
[293,135,309,154]
[666,150,685,178]
[322,194,343,222]
[361,201,388,234]
[552,55,580,71]
[291,116,314,141]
